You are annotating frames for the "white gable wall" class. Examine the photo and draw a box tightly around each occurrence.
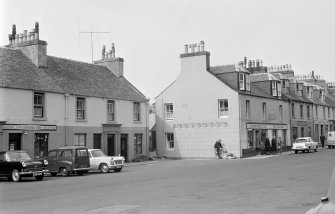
[156,53,241,158]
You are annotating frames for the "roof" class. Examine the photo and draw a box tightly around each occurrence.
[0,48,147,102]
[210,64,249,75]
[250,73,279,82]
[271,73,290,80]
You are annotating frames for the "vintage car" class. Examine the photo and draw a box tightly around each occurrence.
[327,131,335,149]
[0,150,48,182]
[292,137,318,154]
[45,146,90,176]
[305,167,335,214]
[88,149,125,173]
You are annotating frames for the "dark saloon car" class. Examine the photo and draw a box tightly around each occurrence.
[45,146,90,176]
[0,150,49,182]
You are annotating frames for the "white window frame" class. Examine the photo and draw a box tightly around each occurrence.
[133,102,141,122]
[277,82,282,97]
[307,87,313,98]
[246,100,250,119]
[319,90,325,100]
[239,73,245,90]
[166,133,174,150]
[134,134,142,154]
[76,97,86,120]
[107,100,115,122]
[165,103,173,120]
[296,84,302,96]
[218,99,229,118]
[245,74,250,91]
[271,81,277,96]
[34,92,45,118]
[74,134,86,146]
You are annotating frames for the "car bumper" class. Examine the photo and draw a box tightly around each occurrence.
[73,167,90,171]
[108,164,124,169]
[20,169,49,176]
[292,147,307,151]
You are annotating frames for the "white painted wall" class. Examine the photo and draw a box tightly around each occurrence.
[156,53,241,158]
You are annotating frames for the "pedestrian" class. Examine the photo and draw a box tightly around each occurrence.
[264,137,270,155]
[271,137,277,155]
[320,135,326,148]
[214,139,223,159]
[277,137,283,155]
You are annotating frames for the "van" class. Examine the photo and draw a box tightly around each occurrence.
[327,131,335,149]
[45,146,90,176]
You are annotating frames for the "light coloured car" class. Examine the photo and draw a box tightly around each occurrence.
[327,131,335,149]
[88,149,125,173]
[305,167,335,214]
[292,137,318,154]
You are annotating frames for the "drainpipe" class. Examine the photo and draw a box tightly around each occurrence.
[145,99,149,157]
[64,93,69,146]
[238,94,242,158]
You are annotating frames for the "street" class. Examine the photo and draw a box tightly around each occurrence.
[0,149,334,214]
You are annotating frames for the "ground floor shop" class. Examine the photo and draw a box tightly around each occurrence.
[0,124,149,162]
[242,123,291,158]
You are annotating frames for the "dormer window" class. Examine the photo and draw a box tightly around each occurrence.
[281,80,288,93]
[319,90,325,100]
[277,82,282,97]
[307,86,313,98]
[239,72,250,91]
[271,81,281,97]
[296,83,302,96]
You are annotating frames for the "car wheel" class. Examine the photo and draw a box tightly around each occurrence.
[60,168,69,176]
[295,150,298,154]
[99,163,109,173]
[35,174,44,181]
[315,146,318,152]
[11,169,21,182]
[114,168,122,173]
[50,172,57,176]
[302,150,305,153]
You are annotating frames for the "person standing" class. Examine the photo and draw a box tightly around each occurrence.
[264,137,270,155]
[277,137,283,155]
[271,137,277,155]
[320,135,326,148]
[214,139,223,159]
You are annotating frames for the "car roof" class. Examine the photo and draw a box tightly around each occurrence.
[0,150,27,153]
[52,146,87,150]
[87,149,102,151]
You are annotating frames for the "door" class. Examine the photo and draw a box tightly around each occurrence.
[93,134,102,149]
[107,134,115,156]
[121,134,128,162]
[34,133,49,159]
[75,148,90,169]
[8,133,22,150]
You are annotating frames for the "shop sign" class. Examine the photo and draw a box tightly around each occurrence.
[2,125,57,131]
[246,123,287,130]
[297,121,309,126]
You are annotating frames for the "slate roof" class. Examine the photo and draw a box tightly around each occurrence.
[210,64,248,75]
[250,73,279,82]
[0,48,147,102]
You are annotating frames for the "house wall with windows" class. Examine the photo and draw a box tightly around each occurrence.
[156,47,241,159]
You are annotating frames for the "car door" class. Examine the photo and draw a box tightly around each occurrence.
[75,148,90,169]
[46,150,58,172]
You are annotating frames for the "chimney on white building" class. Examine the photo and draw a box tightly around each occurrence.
[94,43,124,77]
[180,41,210,72]
[7,22,47,68]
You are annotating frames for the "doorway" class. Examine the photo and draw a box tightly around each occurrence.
[107,134,115,156]
[9,133,22,150]
[121,134,128,162]
[34,133,49,159]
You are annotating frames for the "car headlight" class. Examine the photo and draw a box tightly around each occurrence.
[44,160,48,165]
[22,162,26,167]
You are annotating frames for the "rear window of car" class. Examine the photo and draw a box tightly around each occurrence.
[77,149,88,157]
[295,139,307,143]
[60,150,73,158]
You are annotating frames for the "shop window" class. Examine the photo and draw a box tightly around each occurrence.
[34,133,48,159]
[93,134,102,149]
[247,130,253,148]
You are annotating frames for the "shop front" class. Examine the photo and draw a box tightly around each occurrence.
[244,123,289,157]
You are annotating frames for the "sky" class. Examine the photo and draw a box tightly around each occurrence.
[1,0,335,103]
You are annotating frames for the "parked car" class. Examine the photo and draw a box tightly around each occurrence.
[327,131,335,149]
[0,150,48,182]
[292,137,318,154]
[305,167,335,214]
[45,146,90,176]
[88,149,125,173]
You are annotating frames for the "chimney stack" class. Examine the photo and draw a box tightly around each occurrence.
[94,43,124,77]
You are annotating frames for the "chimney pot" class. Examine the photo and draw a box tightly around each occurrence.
[35,22,39,33]
[30,31,35,40]
[184,45,188,53]
[200,41,205,51]
[190,44,195,53]
[15,34,19,44]
[8,34,12,45]
[102,45,106,60]
[111,43,115,58]
[23,30,27,42]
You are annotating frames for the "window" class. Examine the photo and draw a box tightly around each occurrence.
[291,103,295,117]
[133,102,141,121]
[77,148,88,157]
[307,105,310,119]
[93,134,102,149]
[48,151,57,157]
[271,81,277,96]
[279,105,283,121]
[296,84,302,96]
[166,133,174,150]
[246,100,250,119]
[319,90,325,100]
[165,104,173,120]
[134,134,142,154]
[308,127,311,137]
[76,97,86,120]
[239,73,245,90]
[245,74,250,91]
[301,127,304,137]
[277,82,282,97]
[74,134,86,146]
[262,102,266,120]
[60,150,73,158]
[34,92,45,118]
[307,87,313,98]
[107,100,115,121]
[328,107,330,119]
[293,127,298,141]
[300,105,303,118]
[218,99,229,117]
[316,106,318,119]
[323,107,326,119]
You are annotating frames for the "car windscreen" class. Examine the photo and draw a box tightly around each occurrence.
[295,139,307,143]
[6,152,32,161]
[77,149,88,157]
[91,150,106,157]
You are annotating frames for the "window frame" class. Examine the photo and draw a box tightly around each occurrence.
[107,100,115,122]
[218,99,229,118]
[166,133,174,150]
[133,102,141,122]
[33,92,45,118]
[134,134,143,154]
[246,100,250,120]
[239,73,245,90]
[271,81,277,96]
[76,97,86,120]
[165,103,174,120]
[279,105,283,122]
[291,103,295,117]
[300,104,303,118]
[307,105,310,119]
[245,73,250,91]
[74,133,86,146]
[262,102,266,120]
